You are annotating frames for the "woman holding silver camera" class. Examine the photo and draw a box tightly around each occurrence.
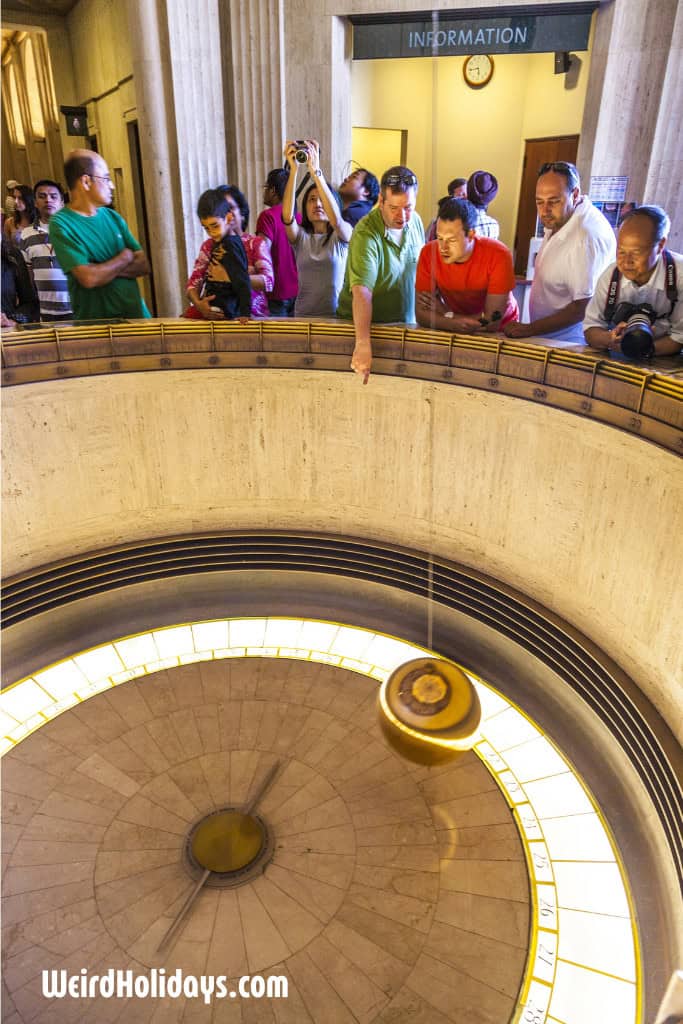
[282,139,351,316]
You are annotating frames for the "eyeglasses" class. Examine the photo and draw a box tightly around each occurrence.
[383,173,417,189]
[90,174,113,184]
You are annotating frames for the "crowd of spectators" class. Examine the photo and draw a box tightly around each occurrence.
[2,150,681,377]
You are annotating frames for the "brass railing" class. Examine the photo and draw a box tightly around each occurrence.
[2,319,682,452]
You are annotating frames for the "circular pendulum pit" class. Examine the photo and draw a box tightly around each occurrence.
[185,807,275,887]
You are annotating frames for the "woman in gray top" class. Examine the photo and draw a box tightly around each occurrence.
[282,140,351,316]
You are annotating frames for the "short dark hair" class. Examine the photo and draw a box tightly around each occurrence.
[380,165,418,197]
[221,184,250,232]
[447,177,467,196]
[265,168,289,200]
[63,153,96,190]
[436,197,478,233]
[34,179,63,195]
[537,160,580,192]
[619,204,670,243]
[358,169,379,204]
[196,189,230,221]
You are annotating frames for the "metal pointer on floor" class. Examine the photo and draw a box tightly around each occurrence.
[156,759,281,953]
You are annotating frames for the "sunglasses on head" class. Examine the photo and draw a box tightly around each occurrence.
[538,161,573,176]
[384,173,417,188]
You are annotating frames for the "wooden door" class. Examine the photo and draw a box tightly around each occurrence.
[513,135,579,275]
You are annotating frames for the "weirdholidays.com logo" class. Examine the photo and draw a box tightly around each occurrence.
[42,969,288,1004]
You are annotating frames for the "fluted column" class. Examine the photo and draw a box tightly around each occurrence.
[578,0,679,210]
[223,2,352,210]
[164,0,229,275]
[643,2,683,251]
[224,0,287,222]
[126,0,186,316]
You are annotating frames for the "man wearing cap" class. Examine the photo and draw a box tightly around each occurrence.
[504,161,615,345]
[467,171,500,239]
[337,165,425,383]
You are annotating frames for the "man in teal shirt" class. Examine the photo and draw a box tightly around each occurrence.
[50,149,151,321]
[337,165,424,383]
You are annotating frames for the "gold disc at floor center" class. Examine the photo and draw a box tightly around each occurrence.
[190,811,265,873]
[378,657,482,765]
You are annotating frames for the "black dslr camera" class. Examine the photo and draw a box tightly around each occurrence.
[610,302,658,359]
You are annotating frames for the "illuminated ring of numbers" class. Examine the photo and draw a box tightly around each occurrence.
[0,617,640,1024]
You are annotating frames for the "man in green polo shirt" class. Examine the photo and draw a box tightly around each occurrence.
[50,149,151,321]
[337,166,424,383]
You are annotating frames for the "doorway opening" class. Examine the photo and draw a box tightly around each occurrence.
[127,119,157,316]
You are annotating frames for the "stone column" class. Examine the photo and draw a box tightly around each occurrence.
[223,0,287,221]
[222,2,352,210]
[282,9,352,184]
[643,1,683,251]
[578,0,680,208]
[164,0,229,271]
[126,0,186,316]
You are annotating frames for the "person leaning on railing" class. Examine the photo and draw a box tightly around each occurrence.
[415,197,518,334]
[336,165,425,383]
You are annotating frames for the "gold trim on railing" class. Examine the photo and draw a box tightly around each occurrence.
[3,319,682,454]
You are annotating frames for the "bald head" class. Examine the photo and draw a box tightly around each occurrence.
[616,209,668,285]
[63,149,114,209]
[64,149,100,190]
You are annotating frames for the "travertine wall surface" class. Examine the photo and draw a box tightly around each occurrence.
[3,369,681,744]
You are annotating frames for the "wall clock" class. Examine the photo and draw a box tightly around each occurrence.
[463,54,494,89]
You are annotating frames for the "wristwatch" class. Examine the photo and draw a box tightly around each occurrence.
[312,169,322,178]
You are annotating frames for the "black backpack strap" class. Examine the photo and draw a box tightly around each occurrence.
[663,250,677,315]
[603,265,621,323]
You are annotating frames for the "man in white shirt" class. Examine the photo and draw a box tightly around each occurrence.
[583,206,682,356]
[504,161,615,344]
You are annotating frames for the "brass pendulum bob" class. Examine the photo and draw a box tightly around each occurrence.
[378,657,481,765]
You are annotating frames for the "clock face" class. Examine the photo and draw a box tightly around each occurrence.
[464,54,494,89]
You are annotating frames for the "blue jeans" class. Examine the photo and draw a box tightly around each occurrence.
[267,297,295,317]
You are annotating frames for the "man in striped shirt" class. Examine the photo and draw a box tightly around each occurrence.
[19,179,73,321]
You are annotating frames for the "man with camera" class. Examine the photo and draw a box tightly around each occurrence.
[337,165,424,383]
[583,206,682,358]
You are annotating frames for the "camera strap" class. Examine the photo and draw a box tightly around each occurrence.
[604,250,678,322]
[604,267,621,323]
[663,250,677,315]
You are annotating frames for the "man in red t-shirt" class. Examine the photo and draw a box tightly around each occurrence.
[415,197,518,332]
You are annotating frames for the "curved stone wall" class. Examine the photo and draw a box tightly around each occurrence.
[3,368,682,748]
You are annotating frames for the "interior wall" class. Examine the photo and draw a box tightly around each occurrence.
[3,369,681,747]
[64,0,141,245]
[1,11,77,186]
[351,47,591,248]
[1,1,141,242]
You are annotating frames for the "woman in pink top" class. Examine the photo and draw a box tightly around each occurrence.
[184,185,274,319]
